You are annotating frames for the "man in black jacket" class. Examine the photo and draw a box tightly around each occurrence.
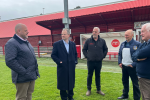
[83,27,108,96]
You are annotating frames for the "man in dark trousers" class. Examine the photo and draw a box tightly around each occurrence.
[5,23,40,100]
[132,23,150,100]
[51,29,77,100]
[83,27,108,96]
[118,29,140,100]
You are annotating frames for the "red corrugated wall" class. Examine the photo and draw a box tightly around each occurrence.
[0,22,133,46]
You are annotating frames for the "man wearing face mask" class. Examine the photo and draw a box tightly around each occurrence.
[83,27,108,96]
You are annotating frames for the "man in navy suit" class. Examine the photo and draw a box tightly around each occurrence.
[51,29,78,100]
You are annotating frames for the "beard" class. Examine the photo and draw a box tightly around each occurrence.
[93,35,98,39]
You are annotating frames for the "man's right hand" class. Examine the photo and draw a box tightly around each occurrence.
[60,61,62,63]
[119,63,122,69]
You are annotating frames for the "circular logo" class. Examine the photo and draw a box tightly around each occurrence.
[111,39,120,47]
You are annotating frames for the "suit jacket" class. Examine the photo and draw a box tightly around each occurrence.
[132,42,150,79]
[51,40,77,90]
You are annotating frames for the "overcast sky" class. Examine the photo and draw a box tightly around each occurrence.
[0,0,126,21]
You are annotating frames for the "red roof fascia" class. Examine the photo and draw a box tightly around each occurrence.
[35,0,150,20]
[69,0,150,17]
[0,0,150,38]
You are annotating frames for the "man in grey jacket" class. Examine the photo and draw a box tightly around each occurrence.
[5,23,40,100]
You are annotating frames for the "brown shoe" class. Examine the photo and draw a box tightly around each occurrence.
[86,90,91,96]
[96,91,105,96]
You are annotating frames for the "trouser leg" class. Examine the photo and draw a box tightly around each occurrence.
[60,90,67,100]
[87,61,95,90]
[15,81,35,100]
[95,61,102,91]
[128,67,140,100]
[26,81,35,100]
[139,78,150,100]
[68,90,74,100]
[122,65,129,97]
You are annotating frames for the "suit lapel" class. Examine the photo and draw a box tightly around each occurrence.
[69,41,72,54]
[60,40,68,54]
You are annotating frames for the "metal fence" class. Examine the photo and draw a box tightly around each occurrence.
[0,46,53,58]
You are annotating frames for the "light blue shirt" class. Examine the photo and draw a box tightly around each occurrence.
[63,40,69,53]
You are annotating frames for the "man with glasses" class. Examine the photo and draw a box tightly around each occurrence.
[83,27,108,96]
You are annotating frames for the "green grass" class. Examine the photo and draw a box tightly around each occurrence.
[0,55,137,100]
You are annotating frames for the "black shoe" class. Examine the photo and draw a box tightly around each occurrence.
[117,95,128,99]
[68,99,74,100]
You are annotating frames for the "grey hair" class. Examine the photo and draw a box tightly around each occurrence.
[62,28,70,34]
[93,27,100,33]
[142,23,150,32]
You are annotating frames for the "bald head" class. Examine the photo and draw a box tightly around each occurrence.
[15,23,25,33]
[126,29,134,35]
[125,29,134,42]
[15,23,29,40]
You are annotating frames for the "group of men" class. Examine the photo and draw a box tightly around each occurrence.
[4,23,150,100]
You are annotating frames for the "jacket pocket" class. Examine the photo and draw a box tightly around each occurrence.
[11,70,18,83]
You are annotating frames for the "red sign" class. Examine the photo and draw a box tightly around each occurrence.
[111,39,120,47]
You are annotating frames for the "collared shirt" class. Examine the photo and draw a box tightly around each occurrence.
[147,39,150,44]
[16,34,27,41]
[125,42,130,48]
[63,40,69,53]
[125,39,133,48]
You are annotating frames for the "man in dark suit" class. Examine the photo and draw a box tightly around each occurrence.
[5,23,40,100]
[51,28,78,100]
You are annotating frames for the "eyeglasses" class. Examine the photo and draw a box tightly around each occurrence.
[92,31,97,33]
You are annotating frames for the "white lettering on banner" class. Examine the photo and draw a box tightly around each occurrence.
[111,39,120,47]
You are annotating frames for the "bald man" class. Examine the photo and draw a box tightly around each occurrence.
[118,29,141,100]
[5,23,40,100]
